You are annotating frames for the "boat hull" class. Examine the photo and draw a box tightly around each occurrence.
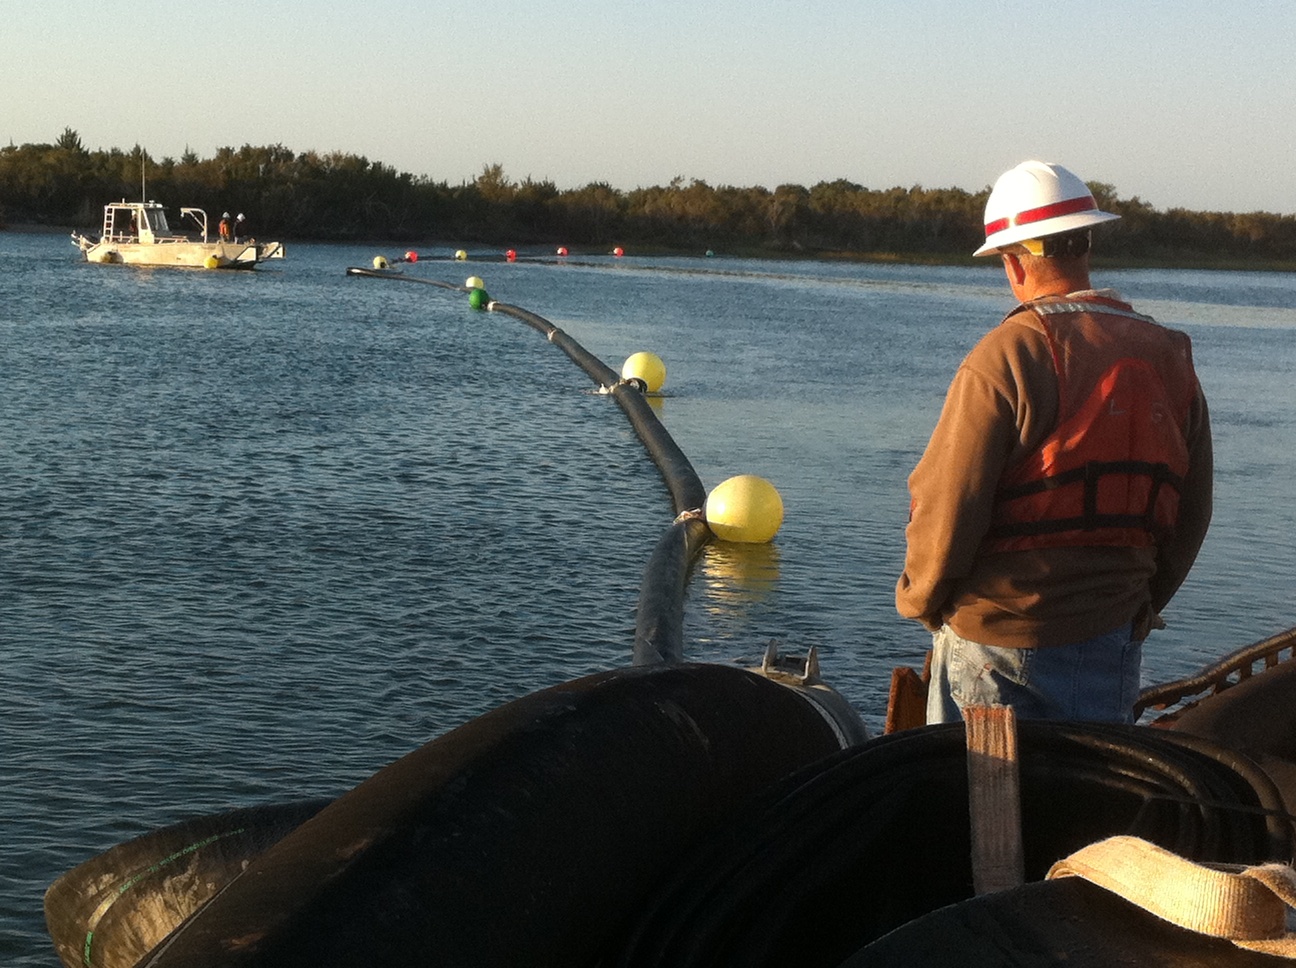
[75,236,283,269]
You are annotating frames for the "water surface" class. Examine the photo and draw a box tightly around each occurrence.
[3,234,1293,966]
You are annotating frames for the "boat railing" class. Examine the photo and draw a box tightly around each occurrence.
[1135,625,1296,723]
[180,208,209,243]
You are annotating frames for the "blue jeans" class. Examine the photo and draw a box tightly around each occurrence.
[926,623,1141,724]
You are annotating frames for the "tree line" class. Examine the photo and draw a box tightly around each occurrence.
[4,128,1295,267]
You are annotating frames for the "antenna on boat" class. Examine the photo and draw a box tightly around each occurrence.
[141,155,147,202]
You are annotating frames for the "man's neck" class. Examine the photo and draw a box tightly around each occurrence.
[1003,251,1093,303]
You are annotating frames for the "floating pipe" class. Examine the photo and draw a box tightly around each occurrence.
[490,302,621,388]
[633,517,712,665]
[344,267,461,288]
[488,301,710,664]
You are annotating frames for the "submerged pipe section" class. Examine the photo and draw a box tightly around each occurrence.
[489,302,710,665]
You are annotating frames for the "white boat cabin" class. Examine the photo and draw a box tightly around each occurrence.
[99,201,210,244]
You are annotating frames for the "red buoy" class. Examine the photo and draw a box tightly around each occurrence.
[506,249,517,262]
[557,246,569,257]
[405,250,418,263]
[613,246,625,258]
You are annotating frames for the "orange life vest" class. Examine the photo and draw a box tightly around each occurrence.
[984,297,1198,554]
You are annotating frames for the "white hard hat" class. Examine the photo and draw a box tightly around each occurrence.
[973,160,1119,257]
[222,212,230,218]
[237,213,244,220]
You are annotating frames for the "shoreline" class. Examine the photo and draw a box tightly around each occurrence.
[9,221,1294,273]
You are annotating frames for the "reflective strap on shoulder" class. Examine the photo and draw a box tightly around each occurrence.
[1032,300,1157,324]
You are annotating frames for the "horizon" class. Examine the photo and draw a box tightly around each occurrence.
[8,2,1295,217]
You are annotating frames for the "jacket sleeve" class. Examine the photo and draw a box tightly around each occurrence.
[895,353,1026,630]
[1149,389,1213,613]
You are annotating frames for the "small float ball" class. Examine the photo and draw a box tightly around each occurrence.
[405,250,418,263]
[706,249,715,257]
[704,475,785,544]
[506,249,517,262]
[468,288,490,310]
[465,275,485,289]
[613,246,625,258]
[455,249,468,261]
[373,255,389,269]
[203,254,220,270]
[557,246,569,257]
[621,351,667,393]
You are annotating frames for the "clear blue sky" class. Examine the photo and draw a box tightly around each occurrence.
[7,1,1294,214]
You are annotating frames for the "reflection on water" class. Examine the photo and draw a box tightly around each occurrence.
[699,541,783,607]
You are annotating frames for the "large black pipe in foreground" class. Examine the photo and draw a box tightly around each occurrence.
[64,664,849,968]
[45,800,331,968]
[609,721,1293,968]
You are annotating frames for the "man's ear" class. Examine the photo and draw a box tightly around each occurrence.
[1002,251,1027,286]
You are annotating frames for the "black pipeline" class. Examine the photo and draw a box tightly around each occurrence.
[487,300,709,666]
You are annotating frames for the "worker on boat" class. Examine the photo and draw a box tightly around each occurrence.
[896,160,1213,725]
[219,212,232,242]
[234,213,247,243]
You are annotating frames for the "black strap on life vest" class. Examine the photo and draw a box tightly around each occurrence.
[988,459,1184,540]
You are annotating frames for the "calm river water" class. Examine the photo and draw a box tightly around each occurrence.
[2,231,1294,965]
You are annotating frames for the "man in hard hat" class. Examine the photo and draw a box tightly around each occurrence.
[896,160,1213,724]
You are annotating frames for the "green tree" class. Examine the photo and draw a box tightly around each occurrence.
[56,127,85,153]
[2,132,1292,264]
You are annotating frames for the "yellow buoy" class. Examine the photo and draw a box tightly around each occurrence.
[465,275,485,290]
[704,475,785,543]
[203,255,220,269]
[373,255,389,269]
[621,351,667,393]
[455,249,468,261]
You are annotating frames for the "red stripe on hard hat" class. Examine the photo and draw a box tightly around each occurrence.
[984,194,1097,236]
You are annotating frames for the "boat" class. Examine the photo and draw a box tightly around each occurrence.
[41,278,1296,967]
[71,200,284,269]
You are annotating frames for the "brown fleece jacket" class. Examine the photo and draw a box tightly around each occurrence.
[895,291,1213,649]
